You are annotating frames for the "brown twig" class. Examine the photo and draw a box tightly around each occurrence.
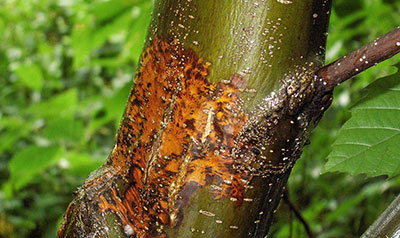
[283,191,315,238]
[316,27,400,92]
[289,202,293,238]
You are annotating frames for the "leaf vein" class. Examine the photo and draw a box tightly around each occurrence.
[343,126,400,132]
[331,132,400,171]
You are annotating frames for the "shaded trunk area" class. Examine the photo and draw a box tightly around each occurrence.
[58,0,333,237]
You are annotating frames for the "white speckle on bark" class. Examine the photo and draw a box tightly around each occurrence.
[124,224,134,236]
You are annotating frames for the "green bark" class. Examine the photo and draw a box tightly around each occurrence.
[150,0,330,109]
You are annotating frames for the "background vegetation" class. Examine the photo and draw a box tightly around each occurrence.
[0,0,399,237]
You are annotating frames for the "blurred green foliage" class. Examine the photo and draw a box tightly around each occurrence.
[0,0,399,237]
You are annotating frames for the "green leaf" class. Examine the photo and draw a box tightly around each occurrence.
[3,145,62,197]
[325,66,400,177]
[43,119,84,143]
[125,2,153,63]
[88,82,131,132]
[65,153,104,177]
[28,89,78,120]
[14,63,44,91]
[71,20,94,69]
[91,10,132,52]
[91,0,139,23]
[0,117,32,154]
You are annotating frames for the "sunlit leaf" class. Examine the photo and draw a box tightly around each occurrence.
[15,63,44,91]
[43,119,84,143]
[0,117,32,153]
[91,0,139,23]
[65,153,104,177]
[3,145,62,197]
[126,2,153,63]
[71,20,93,69]
[28,89,78,120]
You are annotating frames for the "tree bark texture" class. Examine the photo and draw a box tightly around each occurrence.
[58,0,333,237]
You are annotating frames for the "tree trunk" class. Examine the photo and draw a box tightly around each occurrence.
[58,0,333,237]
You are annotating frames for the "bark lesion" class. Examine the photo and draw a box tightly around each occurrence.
[59,36,260,237]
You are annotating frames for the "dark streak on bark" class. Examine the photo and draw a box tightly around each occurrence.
[309,0,332,62]
[251,173,291,237]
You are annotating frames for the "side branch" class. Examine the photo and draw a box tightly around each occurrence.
[316,27,400,91]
